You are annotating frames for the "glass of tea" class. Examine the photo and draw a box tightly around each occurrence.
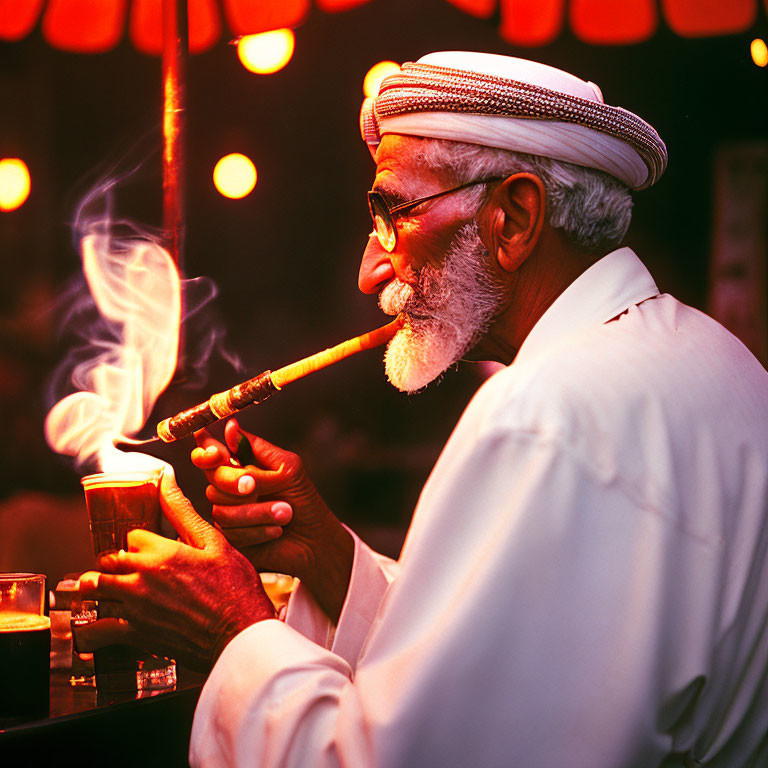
[0,572,50,725]
[79,469,176,692]
[81,469,163,557]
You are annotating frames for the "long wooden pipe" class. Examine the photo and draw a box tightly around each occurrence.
[143,317,403,443]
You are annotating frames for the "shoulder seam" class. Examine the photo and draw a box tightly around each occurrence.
[484,424,725,553]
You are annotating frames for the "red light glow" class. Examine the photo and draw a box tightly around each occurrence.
[443,0,497,18]
[0,0,44,41]
[570,0,657,44]
[42,0,125,53]
[500,0,564,46]
[661,0,757,37]
[130,0,221,55]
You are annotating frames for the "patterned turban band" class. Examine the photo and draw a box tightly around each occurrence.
[360,52,667,190]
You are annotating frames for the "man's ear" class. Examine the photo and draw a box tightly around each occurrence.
[486,173,546,273]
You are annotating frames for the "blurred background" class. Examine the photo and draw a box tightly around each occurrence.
[1,0,766,583]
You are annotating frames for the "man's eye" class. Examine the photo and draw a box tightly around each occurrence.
[377,191,405,208]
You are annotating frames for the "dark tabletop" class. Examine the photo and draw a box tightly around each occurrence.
[0,609,206,768]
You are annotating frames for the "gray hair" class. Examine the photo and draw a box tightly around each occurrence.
[411,139,634,255]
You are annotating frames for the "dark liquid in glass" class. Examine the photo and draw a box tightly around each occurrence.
[0,614,51,724]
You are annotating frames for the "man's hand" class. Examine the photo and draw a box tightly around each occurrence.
[79,467,276,671]
[191,419,354,623]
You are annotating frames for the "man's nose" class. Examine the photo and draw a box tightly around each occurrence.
[359,233,396,294]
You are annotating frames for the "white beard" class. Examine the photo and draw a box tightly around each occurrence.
[379,222,506,393]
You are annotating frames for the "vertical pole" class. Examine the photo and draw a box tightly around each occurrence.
[162,0,188,372]
[162,0,188,269]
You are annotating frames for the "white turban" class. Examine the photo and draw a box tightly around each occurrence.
[360,51,667,190]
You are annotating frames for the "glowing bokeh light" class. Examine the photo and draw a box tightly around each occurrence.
[236,29,295,74]
[0,158,31,212]
[751,38,768,68]
[363,60,401,97]
[213,153,257,199]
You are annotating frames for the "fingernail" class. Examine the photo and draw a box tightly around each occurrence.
[238,475,256,494]
[271,502,292,523]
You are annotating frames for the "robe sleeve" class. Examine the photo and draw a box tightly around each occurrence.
[190,424,714,768]
[282,529,398,667]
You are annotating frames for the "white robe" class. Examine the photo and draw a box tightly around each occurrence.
[190,248,768,768]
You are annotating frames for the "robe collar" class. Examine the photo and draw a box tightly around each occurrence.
[513,247,660,368]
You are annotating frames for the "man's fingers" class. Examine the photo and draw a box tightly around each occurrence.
[212,500,293,529]
[194,427,224,454]
[78,571,139,601]
[126,527,163,552]
[161,467,217,548]
[77,571,100,595]
[192,429,231,481]
[191,446,226,470]
[72,617,138,653]
[72,616,194,669]
[224,419,249,458]
[225,419,292,472]
[205,485,243,506]
[211,464,287,497]
[98,548,143,574]
[219,525,284,548]
[210,464,259,496]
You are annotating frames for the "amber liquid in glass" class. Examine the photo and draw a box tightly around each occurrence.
[80,472,174,693]
[83,477,161,557]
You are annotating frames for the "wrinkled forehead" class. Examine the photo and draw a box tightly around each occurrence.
[372,135,448,195]
[373,134,418,165]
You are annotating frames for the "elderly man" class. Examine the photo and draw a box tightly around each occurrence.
[84,52,768,767]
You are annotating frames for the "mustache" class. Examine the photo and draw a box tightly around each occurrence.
[379,265,444,317]
[379,279,415,316]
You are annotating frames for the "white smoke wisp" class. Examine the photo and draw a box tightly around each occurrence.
[44,228,181,473]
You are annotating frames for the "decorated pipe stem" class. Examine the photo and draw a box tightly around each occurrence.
[154,316,403,443]
[156,370,277,442]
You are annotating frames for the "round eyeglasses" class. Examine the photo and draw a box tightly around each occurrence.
[367,176,504,253]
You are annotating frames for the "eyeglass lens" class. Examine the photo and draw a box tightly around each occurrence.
[370,195,397,252]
